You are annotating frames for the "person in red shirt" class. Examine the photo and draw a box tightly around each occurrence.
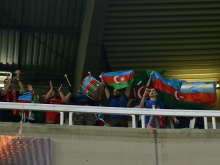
[44,81,71,124]
[0,70,25,122]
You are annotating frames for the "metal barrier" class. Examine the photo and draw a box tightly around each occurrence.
[0,102,219,129]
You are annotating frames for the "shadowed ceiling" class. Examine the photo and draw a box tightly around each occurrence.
[102,0,220,85]
[0,0,220,88]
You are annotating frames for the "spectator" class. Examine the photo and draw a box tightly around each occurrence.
[62,86,98,126]
[101,78,131,127]
[18,84,41,123]
[0,70,25,122]
[140,87,165,128]
[44,81,69,124]
[127,72,154,127]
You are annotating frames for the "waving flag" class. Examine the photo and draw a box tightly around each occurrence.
[132,69,166,87]
[132,86,146,100]
[131,70,166,100]
[152,72,217,110]
[101,70,134,89]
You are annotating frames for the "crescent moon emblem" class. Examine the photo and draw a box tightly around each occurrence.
[137,86,145,99]
[175,91,184,100]
[175,91,180,100]
[113,76,120,83]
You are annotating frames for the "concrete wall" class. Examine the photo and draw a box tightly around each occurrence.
[0,122,220,165]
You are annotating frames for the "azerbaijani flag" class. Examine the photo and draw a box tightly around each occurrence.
[152,72,217,110]
[131,70,166,100]
[101,70,134,89]
[132,86,146,100]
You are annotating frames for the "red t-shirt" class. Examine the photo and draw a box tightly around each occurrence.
[45,98,61,124]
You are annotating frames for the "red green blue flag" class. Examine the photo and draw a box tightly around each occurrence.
[101,70,134,89]
[152,72,217,110]
[131,70,166,100]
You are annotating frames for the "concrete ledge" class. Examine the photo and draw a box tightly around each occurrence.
[1,122,219,138]
[1,122,220,165]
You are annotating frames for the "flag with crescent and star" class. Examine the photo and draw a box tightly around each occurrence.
[101,70,134,89]
[152,72,217,110]
[131,70,166,100]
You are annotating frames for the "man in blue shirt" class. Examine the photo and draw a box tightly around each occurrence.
[101,79,131,127]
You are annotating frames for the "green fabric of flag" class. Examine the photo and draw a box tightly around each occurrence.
[32,93,41,122]
[101,70,134,89]
[132,70,166,87]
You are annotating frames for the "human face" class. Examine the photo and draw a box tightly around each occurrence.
[50,90,56,98]
[149,88,157,98]
[143,87,151,99]
[113,89,121,98]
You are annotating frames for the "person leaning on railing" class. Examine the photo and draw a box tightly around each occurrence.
[44,81,70,124]
[101,77,132,128]
[139,87,166,129]
[59,85,98,126]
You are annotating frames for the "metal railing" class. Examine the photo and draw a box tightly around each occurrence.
[0,102,219,129]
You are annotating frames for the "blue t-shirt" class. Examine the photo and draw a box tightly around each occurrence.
[69,92,95,106]
[143,100,165,123]
[108,94,128,120]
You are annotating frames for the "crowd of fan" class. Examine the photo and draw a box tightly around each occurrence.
[0,70,204,129]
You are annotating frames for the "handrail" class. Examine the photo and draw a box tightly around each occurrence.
[0,102,218,129]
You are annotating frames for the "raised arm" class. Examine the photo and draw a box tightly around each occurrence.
[125,85,132,98]
[127,98,136,107]
[15,70,25,95]
[101,78,110,99]
[139,88,148,108]
[146,71,154,87]
[58,84,72,103]
[44,81,53,102]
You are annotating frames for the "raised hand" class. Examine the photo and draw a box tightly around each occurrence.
[49,81,53,89]
[150,71,154,76]
[15,70,20,80]
[58,84,62,92]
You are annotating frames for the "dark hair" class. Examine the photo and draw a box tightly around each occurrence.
[150,87,158,93]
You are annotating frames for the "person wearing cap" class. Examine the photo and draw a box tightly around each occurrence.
[0,70,25,122]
